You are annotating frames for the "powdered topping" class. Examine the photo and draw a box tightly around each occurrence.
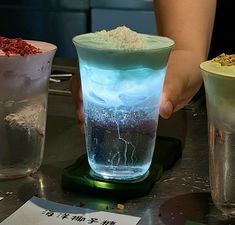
[73,26,174,51]
[4,103,45,135]
[0,36,42,56]
[96,26,145,50]
[212,53,235,66]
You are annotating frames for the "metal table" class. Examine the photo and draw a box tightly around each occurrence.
[0,88,234,224]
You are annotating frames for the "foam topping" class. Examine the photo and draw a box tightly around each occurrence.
[73,26,174,51]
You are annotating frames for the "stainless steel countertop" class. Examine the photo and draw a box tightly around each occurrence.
[1,93,234,225]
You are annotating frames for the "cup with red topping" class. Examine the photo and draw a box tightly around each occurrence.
[0,37,56,179]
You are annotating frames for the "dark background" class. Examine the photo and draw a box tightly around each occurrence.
[0,0,156,59]
[0,0,233,60]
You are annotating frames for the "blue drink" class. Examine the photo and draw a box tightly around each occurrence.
[73,27,174,181]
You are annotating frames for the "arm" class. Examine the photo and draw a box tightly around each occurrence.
[154,0,216,118]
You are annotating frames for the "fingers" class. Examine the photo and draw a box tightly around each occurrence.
[160,79,181,119]
[159,49,204,119]
[70,74,85,133]
[70,74,82,108]
[77,101,85,123]
[160,71,188,119]
[76,107,85,133]
[160,93,174,119]
[160,70,202,119]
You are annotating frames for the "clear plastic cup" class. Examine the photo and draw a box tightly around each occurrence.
[73,31,174,181]
[0,40,56,179]
[201,57,235,216]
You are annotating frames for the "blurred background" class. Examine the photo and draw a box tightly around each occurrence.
[0,0,188,167]
[0,0,157,59]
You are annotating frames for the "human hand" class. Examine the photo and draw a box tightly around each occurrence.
[154,0,215,118]
[159,49,203,119]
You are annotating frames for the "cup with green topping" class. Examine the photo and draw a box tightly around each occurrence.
[200,53,235,217]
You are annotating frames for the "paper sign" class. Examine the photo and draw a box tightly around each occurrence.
[0,196,141,225]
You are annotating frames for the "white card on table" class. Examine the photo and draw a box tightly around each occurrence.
[1,196,141,225]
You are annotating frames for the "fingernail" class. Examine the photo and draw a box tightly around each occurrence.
[76,108,84,122]
[161,101,173,119]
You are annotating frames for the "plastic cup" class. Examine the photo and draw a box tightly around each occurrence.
[200,58,235,216]
[73,31,174,181]
[0,40,57,179]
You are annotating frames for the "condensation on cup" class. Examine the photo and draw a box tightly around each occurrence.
[0,38,57,179]
[73,26,174,181]
[201,54,235,217]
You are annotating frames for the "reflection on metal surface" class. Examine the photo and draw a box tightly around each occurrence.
[159,192,235,225]
[49,89,71,96]
[38,175,45,198]
[0,89,210,225]
[49,60,78,96]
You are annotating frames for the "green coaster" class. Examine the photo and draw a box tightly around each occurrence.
[61,136,182,199]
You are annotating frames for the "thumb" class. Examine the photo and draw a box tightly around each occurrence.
[159,92,174,119]
[159,79,182,119]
